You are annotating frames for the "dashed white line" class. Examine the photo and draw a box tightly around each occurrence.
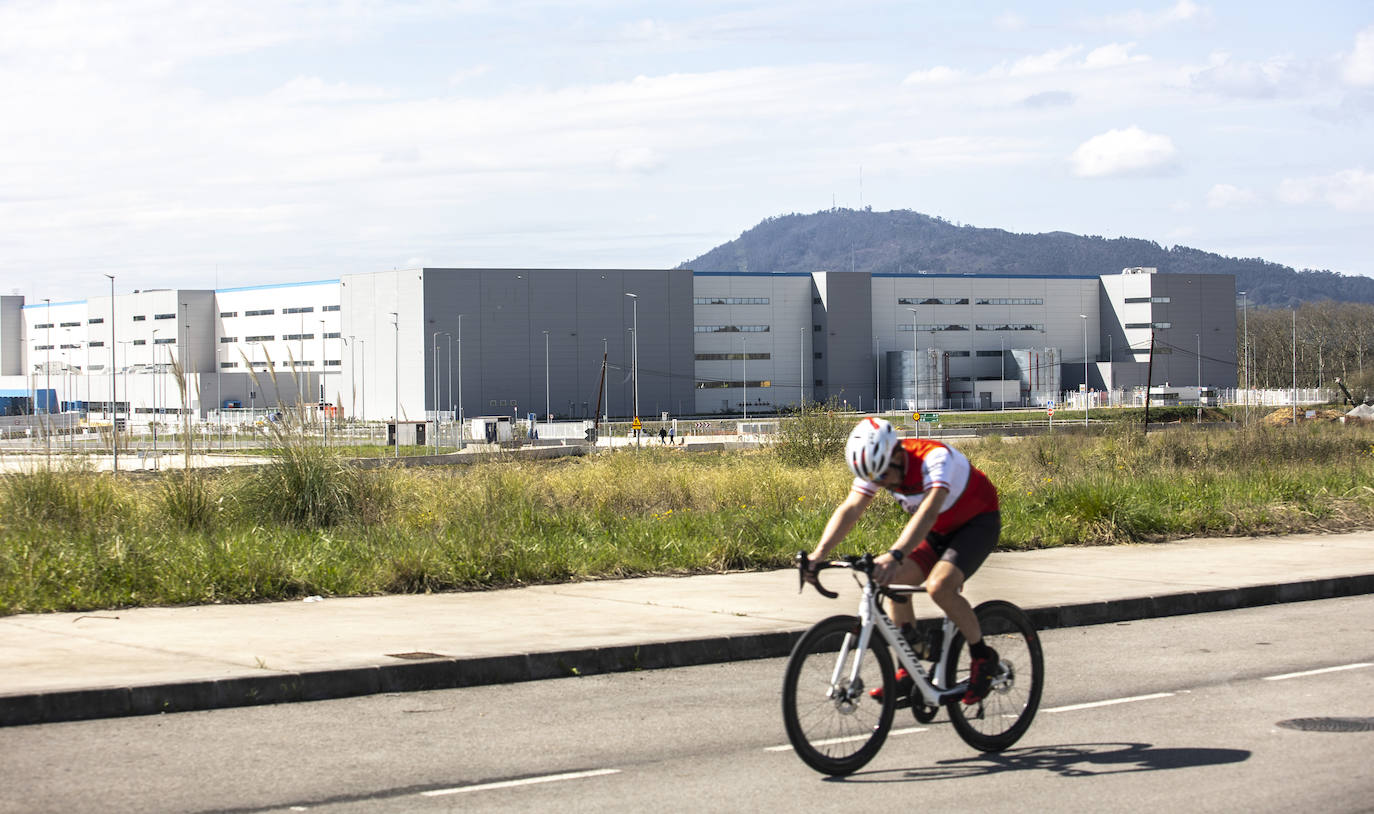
[1262,662,1373,681]
[1043,692,1176,713]
[765,726,927,752]
[420,768,621,797]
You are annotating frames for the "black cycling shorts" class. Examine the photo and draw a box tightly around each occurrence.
[914,510,1000,580]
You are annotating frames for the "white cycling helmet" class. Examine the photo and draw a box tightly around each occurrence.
[845,416,898,481]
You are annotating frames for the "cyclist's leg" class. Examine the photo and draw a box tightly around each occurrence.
[886,554,928,628]
[925,511,1000,645]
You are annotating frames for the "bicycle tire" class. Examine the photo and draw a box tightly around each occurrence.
[781,615,896,776]
[942,600,1044,753]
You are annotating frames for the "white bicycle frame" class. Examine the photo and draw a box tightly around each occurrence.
[831,563,969,708]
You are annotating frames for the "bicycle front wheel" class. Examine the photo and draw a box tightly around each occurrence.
[943,600,1044,753]
[781,615,896,776]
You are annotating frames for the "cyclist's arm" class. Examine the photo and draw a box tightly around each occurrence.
[808,487,875,564]
[873,486,948,584]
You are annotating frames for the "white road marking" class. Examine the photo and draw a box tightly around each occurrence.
[420,768,621,797]
[765,726,927,752]
[1043,692,1175,713]
[1262,662,1373,681]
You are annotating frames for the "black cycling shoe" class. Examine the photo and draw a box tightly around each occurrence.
[869,668,915,707]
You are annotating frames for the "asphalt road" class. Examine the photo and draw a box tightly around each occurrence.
[3,596,1372,814]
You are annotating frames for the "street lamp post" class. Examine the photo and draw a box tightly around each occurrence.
[320,319,327,444]
[391,312,399,459]
[743,336,748,421]
[104,274,117,472]
[456,315,463,441]
[432,330,441,455]
[625,293,638,425]
[1080,314,1089,427]
[543,329,550,423]
[602,337,609,423]
[1240,291,1249,425]
[151,328,160,456]
[906,308,919,415]
[873,335,879,414]
[43,298,51,463]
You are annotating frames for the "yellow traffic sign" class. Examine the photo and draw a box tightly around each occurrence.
[631,417,642,429]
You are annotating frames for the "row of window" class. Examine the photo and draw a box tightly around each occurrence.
[1124,297,1170,304]
[694,297,769,305]
[219,305,340,318]
[894,297,1048,306]
[897,323,1045,332]
[898,297,968,305]
[695,380,773,389]
[694,325,771,333]
[221,360,341,368]
[1124,322,1172,329]
[694,352,772,361]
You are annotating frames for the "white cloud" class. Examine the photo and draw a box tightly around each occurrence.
[871,136,1043,167]
[613,147,664,173]
[902,66,963,85]
[449,65,491,85]
[1345,26,1374,86]
[1092,1,1208,35]
[1189,51,1303,98]
[1277,169,1374,210]
[1083,43,1148,69]
[1009,46,1084,77]
[1070,127,1178,177]
[268,76,395,104]
[1206,183,1260,208]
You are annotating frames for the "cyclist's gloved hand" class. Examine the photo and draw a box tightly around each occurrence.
[802,551,823,587]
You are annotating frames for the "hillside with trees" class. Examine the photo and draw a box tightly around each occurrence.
[680,208,1374,309]
[1242,301,1374,399]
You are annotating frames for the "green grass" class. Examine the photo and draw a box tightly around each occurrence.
[3,422,1373,614]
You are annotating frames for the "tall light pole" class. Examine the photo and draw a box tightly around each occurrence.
[43,298,51,462]
[104,274,117,472]
[602,337,609,422]
[872,335,879,414]
[443,332,452,425]
[432,330,441,454]
[359,338,366,428]
[347,335,356,420]
[391,311,399,458]
[906,308,919,414]
[151,328,160,456]
[1080,313,1088,426]
[543,329,551,423]
[1240,291,1249,425]
[625,293,638,424]
[1292,307,1298,425]
[320,319,328,441]
[456,315,463,438]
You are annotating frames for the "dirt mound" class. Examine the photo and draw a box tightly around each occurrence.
[1260,408,1350,426]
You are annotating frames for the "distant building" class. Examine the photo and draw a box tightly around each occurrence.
[0,266,1235,420]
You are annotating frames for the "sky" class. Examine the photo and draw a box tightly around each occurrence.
[2,0,1372,303]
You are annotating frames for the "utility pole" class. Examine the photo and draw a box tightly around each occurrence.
[104,275,117,472]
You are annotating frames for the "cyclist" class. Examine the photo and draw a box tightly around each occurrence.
[805,416,1001,705]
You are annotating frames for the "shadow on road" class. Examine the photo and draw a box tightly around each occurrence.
[835,742,1251,783]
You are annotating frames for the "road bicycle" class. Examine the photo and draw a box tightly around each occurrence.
[781,552,1044,776]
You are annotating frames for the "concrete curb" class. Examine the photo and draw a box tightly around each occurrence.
[3,573,1371,728]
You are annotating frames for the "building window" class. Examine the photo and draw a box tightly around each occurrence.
[133,339,146,346]
[88,317,104,324]
[693,297,770,305]
[976,350,1003,357]
[695,352,771,361]
[34,344,53,350]
[1124,322,1172,329]
[132,315,146,321]
[976,323,1043,332]
[88,341,105,348]
[283,333,315,341]
[245,309,275,317]
[975,298,1043,306]
[35,322,54,329]
[944,350,970,357]
[1131,347,1172,355]
[324,332,341,339]
[695,380,772,389]
[814,379,824,387]
[322,305,341,312]
[155,313,175,320]
[60,321,81,327]
[1125,297,1170,304]
[693,325,770,333]
[283,306,314,314]
[220,362,239,369]
[326,360,341,366]
[902,323,968,332]
[220,336,236,343]
[154,338,175,345]
[814,352,823,359]
[898,297,968,305]
[220,311,238,318]
[245,335,274,342]
[88,365,104,372]
[813,324,822,332]
[60,343,81,349]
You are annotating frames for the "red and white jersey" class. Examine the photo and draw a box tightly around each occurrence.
[851,438,999,534]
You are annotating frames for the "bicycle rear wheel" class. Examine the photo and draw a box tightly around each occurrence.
[942,600,1043,753]
[781,615,896,776]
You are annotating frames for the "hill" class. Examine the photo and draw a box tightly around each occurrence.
[678,209,1374,308]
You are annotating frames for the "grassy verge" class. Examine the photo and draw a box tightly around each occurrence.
[3,423,1373,614]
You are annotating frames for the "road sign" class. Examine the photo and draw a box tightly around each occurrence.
[1047,407,1055,417]
[631,417,642,430]
[912,413,920,422]
[920,413,940,422]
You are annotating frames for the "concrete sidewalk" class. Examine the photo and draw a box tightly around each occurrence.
[3,532,1373,727]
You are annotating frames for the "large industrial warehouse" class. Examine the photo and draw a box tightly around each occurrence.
[0,266,1235,424]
